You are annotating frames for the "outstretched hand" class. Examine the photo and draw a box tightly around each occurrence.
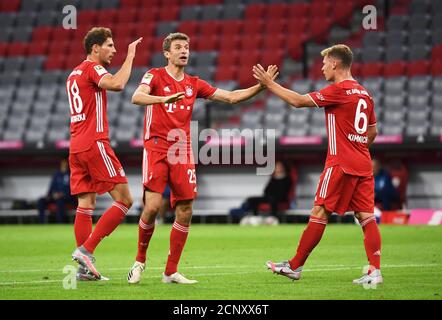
[162,92,186,104]
[127,37,143,58]
[253,64,279,88]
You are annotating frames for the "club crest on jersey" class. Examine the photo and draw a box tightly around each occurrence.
[185,86,193,97]
[94,65,107,76]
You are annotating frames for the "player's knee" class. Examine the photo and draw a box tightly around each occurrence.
[143,202,161,215]
[311,205,329,220]
[120,195,133,209]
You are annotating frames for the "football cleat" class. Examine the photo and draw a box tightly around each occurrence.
[266,260,302,281]
[352,269,383,285]
[127,261,145,284]
[162,272,198,284]
[76,265,109,281]
[72,246,101,280]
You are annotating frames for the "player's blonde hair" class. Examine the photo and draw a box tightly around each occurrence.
[163,33,190,52]
[84,27,113,54]
[321,44,353,68]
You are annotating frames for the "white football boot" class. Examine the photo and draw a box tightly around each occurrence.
[162,272,198,284]
[353,269,383,285]
[127,261,145,284]
[266,260,302,281]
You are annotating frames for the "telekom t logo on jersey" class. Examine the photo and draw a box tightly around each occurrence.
[164,103,192,113]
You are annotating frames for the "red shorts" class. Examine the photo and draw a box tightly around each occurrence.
[69,140,127,195]
[314,165,374,215]
[142,148,197,208]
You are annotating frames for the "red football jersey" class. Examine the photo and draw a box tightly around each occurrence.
[140,67,217,152]
[308,80,377,176]
[67,60,110,153]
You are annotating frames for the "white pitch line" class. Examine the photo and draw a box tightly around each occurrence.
[0,263,441,287]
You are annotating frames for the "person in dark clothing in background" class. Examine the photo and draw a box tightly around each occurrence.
[231,161,292,222]
[38,158,77,223]
[373,158,399,211]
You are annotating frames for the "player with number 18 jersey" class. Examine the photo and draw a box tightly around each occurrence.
[67,59,127,195]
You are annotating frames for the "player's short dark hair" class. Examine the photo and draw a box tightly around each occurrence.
[321,44,353,68]
[163,33,190,52]
[84,27,113,54]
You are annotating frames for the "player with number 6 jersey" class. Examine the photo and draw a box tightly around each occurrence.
[67,27,142,281]
[253,44,382,286]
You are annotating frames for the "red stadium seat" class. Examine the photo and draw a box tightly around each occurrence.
[310,17,332,43]
[287,19,309,40]
[220,20,243,36]
[238,35,263,52]
[267,3,287,20]
[112,24,136,41]
[214,65,237,82]
[431,45,442,62]
[261,49,284,67]
[158,6,179,21]
[133,51,151,67]
[77,10,97,27]
[96,9,118,27]
[44,55,66,70]
[310,1,331,18]
[218,35,240,52]
[119,0,140,8]
[178,21,200,37]
[48,41,69,56]
[287,3,310,18]
[182,0,201,4]
[0,0,20,12]
[133,23,155,38]
[195,35,219,51]
[308,58,324,80]
[262,35,284,51]
[217,51,239,67]
[153,37,165,52]
[351,62,362,78]
[115,8,138,24]
[200,20,221,37]
[263,20,286,35]
[243,19,264,36]
[51,28,75,42]
[238,66,258,87]
[361,62,385,78]
[244,4,266,20]
[287,38,305,61]
[0,43,8,56]
[6,43,29,56]
[32,27,53,42]
[73,26,92,40]
[384,61,407,77]
[238,50,261,68]
[28,42,49,56]
[333,1,355,27]
[408,61,430,77]
[137,7,159,22]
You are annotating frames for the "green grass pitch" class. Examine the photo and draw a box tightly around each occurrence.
[0,224,441,300]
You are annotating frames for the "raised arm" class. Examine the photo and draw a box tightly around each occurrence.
[99,38,142,91]
[131,84,185,106]
[252,64,316,108]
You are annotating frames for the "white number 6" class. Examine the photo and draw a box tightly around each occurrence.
[354,98,368,134]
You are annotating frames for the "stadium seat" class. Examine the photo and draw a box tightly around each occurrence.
[408,60,430,76]
[361,62,385,78]
[383,61,407,77]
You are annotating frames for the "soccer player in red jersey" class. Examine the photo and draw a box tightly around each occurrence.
[127,33,277,284]
[253,44,382,285]
[68,27,142,280]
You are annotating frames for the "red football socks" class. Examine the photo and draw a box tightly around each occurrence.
[83,201,128,254]
[289,216,328,270]
[359,216,382,270]
[74,207,93,247]
[136,218,155,264]
[165,221,190,276]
